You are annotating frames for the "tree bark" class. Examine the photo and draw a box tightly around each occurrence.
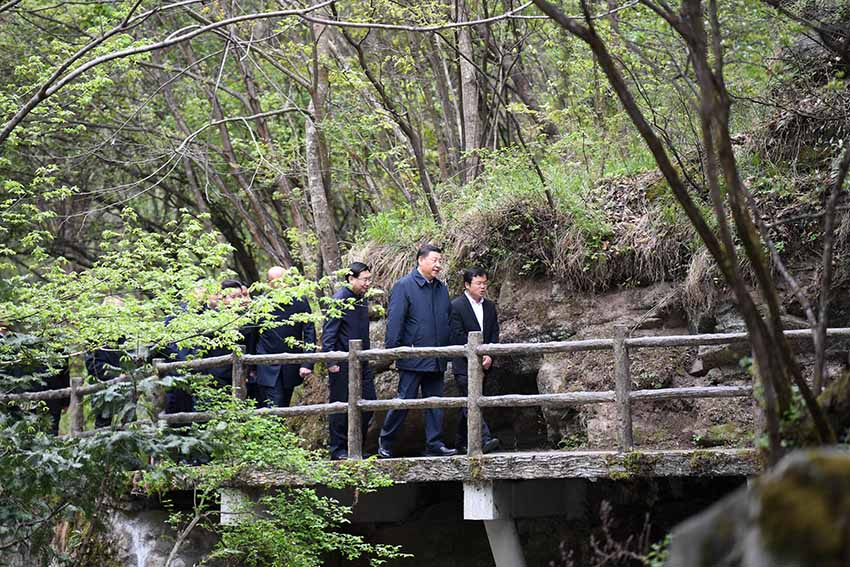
[458,0,481,183]
[306,21,342,276]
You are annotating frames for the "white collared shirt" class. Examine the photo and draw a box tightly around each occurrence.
[465,291,485,331]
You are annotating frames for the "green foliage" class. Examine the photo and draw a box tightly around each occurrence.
[359,205,440,247]
[141,384,406,567]
[0,204,393,564]
[642,534,671,567]
[0,385,208,564]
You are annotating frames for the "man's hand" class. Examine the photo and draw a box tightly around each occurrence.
[299,367,313,379]
[482,355,493,370]
[328,365,340,374]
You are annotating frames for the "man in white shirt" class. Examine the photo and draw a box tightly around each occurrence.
[449,267,500,454]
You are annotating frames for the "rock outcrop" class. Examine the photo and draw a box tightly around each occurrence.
[667,448,850,567]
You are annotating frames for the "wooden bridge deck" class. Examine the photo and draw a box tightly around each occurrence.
[234,447,761,486]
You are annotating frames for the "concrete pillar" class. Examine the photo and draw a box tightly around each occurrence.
[463,481,527,567]
[484,519,527,567]
[220,488,253,525]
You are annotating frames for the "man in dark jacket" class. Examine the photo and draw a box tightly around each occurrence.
[160,280,256,413]
[1,325,69,435]
[255,267,315,408]
[450,267,500,454]
[322,262,377,460]
[202,280,257,390]
[378,245,457,458]
[85,346,128,428]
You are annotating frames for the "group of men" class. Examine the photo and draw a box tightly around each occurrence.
[37,244,503,459]
[155,244,502,460]
[319,244,502,460]
[172,244,501,460]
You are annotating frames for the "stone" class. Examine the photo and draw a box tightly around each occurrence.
[698,342,753,370]
[688,358,708,377]
[691,423,746,448]
[705,368,724,385]
[636,316,664,330]
[667,448,850,567]
[108,508,218,567]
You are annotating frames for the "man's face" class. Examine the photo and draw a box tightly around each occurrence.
[465,275,488,302]
[222,286,250,307]
[417,252,443,280]
[349,270,372,296]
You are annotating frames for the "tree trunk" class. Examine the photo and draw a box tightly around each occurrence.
[530,0,835,463]
[458,0,481,184]
[307,22,342,276]
[233,51,317,273]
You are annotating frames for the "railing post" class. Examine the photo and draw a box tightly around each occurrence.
[347,339,363,460]
[150,358,166,423]
[68,377,85,435]
[467,331,484,457]
[231,347,247,400]
[613,326,633,451]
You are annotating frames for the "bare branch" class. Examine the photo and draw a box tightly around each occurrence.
[814,140,850,394]
[175,108,307,153]
[298,2,534,32]
[0,0,22,15]
[0,0,335,145]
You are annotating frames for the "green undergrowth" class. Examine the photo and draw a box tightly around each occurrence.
[354,145,703,293]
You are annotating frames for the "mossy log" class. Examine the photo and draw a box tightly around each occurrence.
[225,448,760,486]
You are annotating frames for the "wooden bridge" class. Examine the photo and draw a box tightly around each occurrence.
[10,326,850,479]
[5,327,847,566]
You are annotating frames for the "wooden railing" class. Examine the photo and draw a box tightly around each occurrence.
[4,328,850,455]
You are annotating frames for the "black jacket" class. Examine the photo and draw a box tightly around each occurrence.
[255,298,316,389]
[85,348,125,382]
[205,324,258,387]
[322,287,370,353]
[450,294,499,376]
[161,312,257,387]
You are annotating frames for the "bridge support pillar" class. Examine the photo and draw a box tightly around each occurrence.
[464,481,527,567]
[220,488,254,525]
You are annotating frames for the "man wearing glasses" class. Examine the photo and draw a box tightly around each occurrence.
[322,262,376,460]
[378,244,457,458]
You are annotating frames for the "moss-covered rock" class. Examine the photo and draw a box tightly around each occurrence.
[667,448,850,567]
[758,451,850,565]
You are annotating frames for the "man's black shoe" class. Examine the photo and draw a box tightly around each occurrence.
[331,451,348,461]
[483,438,501,454]
[377,445,394,459]
[424,445,458,457]
[455,445,468,454]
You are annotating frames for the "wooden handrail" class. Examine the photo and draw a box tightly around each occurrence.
[5,327,849,448]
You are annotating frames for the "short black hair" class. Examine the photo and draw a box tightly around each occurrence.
[417,244,443,260]
[220,278,245,290]
[347,262,370,280]
[463,267,488,285]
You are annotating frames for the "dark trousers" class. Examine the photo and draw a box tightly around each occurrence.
[165,387,194,414]
[258,381,295,408]
[379,370,446,451]
[454,373,492,447]
[94,411,111,429]
[328,363,377,458]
